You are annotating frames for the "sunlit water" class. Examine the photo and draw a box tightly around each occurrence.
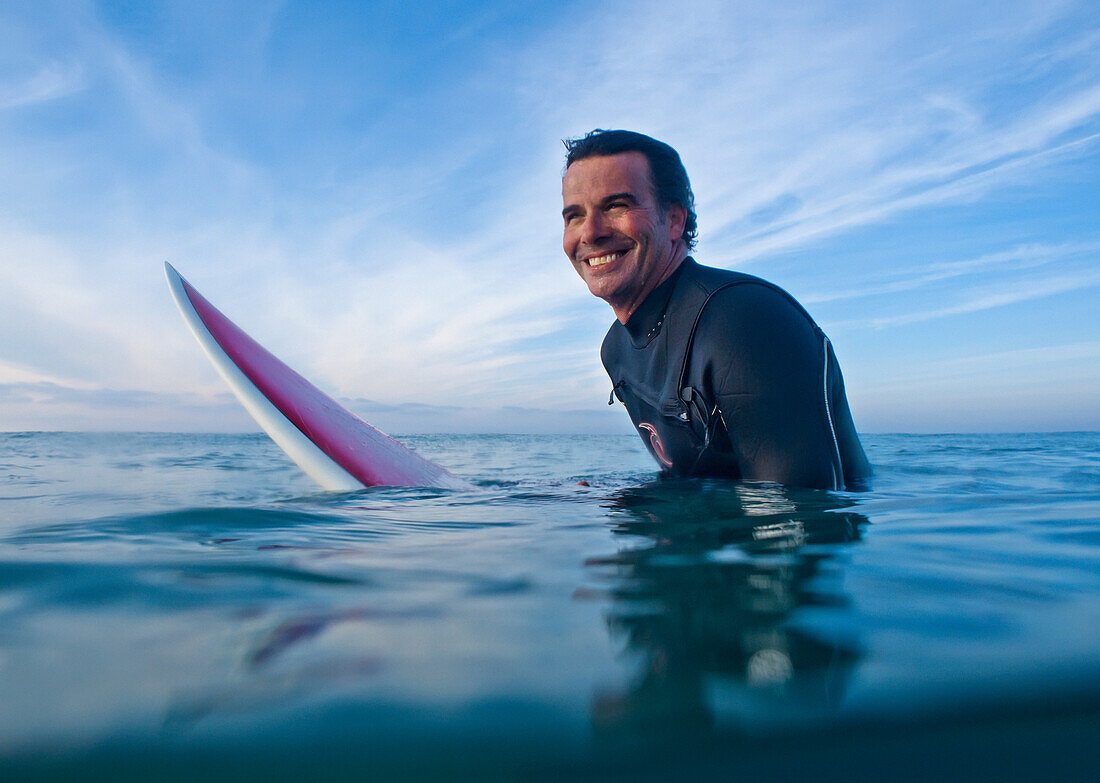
[1,432,1098,780]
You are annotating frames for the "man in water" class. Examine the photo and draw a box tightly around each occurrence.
[562,129,871,489]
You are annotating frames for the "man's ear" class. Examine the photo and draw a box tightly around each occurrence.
[665,203,688,243]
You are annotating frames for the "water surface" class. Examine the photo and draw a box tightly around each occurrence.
[1,432,1098,780]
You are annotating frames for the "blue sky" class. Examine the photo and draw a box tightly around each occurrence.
[1,0,1098,433]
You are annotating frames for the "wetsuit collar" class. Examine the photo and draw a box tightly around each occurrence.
[623,258,693,348]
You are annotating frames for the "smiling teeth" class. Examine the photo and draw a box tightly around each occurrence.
[588,252,623,267]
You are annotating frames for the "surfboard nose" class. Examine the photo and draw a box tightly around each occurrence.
[164,261,183,286]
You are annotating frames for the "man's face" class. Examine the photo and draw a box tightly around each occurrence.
[562,152,687,322]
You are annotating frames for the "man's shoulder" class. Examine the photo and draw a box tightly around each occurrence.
[686,265,826,388]
[678,258,760,295]
[679,259,818,333]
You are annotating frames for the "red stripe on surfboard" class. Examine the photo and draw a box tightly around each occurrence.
[180,278,455,488]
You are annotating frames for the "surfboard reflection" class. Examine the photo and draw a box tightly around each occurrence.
[583,479,868,739]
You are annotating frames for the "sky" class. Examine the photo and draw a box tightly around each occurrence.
[1,0,1098,434]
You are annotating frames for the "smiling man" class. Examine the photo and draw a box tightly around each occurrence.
[562,129,871,489]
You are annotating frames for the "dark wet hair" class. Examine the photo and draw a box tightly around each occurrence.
[563,129,698,250]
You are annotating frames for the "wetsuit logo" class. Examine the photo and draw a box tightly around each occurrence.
[638,422,673,468]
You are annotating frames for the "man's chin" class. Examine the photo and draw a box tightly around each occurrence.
[585,280,624,308]
[576,264,630,308]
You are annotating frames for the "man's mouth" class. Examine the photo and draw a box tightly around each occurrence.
[586,251,625,268]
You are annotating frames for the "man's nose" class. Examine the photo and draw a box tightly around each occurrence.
[580,211,609,244]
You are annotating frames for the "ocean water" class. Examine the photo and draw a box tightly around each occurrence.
[1,431,1098,781]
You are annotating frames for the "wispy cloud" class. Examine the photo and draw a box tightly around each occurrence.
[895,341,1100,382]
[849,268,1100,330]
[805,241,1100,304]
[0,62,84,110]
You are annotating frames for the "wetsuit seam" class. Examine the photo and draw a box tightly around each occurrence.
[822,336,844,490]
[677,282,749,400]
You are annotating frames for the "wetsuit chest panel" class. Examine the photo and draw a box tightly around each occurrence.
[613,375,706,474]
[603,266,746,476]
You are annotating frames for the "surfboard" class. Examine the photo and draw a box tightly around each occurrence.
[164,262,471,491]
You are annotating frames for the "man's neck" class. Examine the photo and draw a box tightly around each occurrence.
[613,253,688,323]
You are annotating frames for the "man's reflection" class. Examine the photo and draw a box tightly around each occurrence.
[584,479,869,737]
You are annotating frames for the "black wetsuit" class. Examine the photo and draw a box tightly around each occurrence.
[602,259,871,490]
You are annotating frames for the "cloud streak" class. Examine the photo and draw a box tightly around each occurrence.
[804,242,1100,303]
[0,62,84,110]
[850,269,1100,330]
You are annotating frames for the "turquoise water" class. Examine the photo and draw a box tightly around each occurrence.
[1,431,1098,780]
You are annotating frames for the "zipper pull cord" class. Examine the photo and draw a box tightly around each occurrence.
[608,381,625,405]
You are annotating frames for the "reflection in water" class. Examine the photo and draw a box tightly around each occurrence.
[584,479,869,738]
